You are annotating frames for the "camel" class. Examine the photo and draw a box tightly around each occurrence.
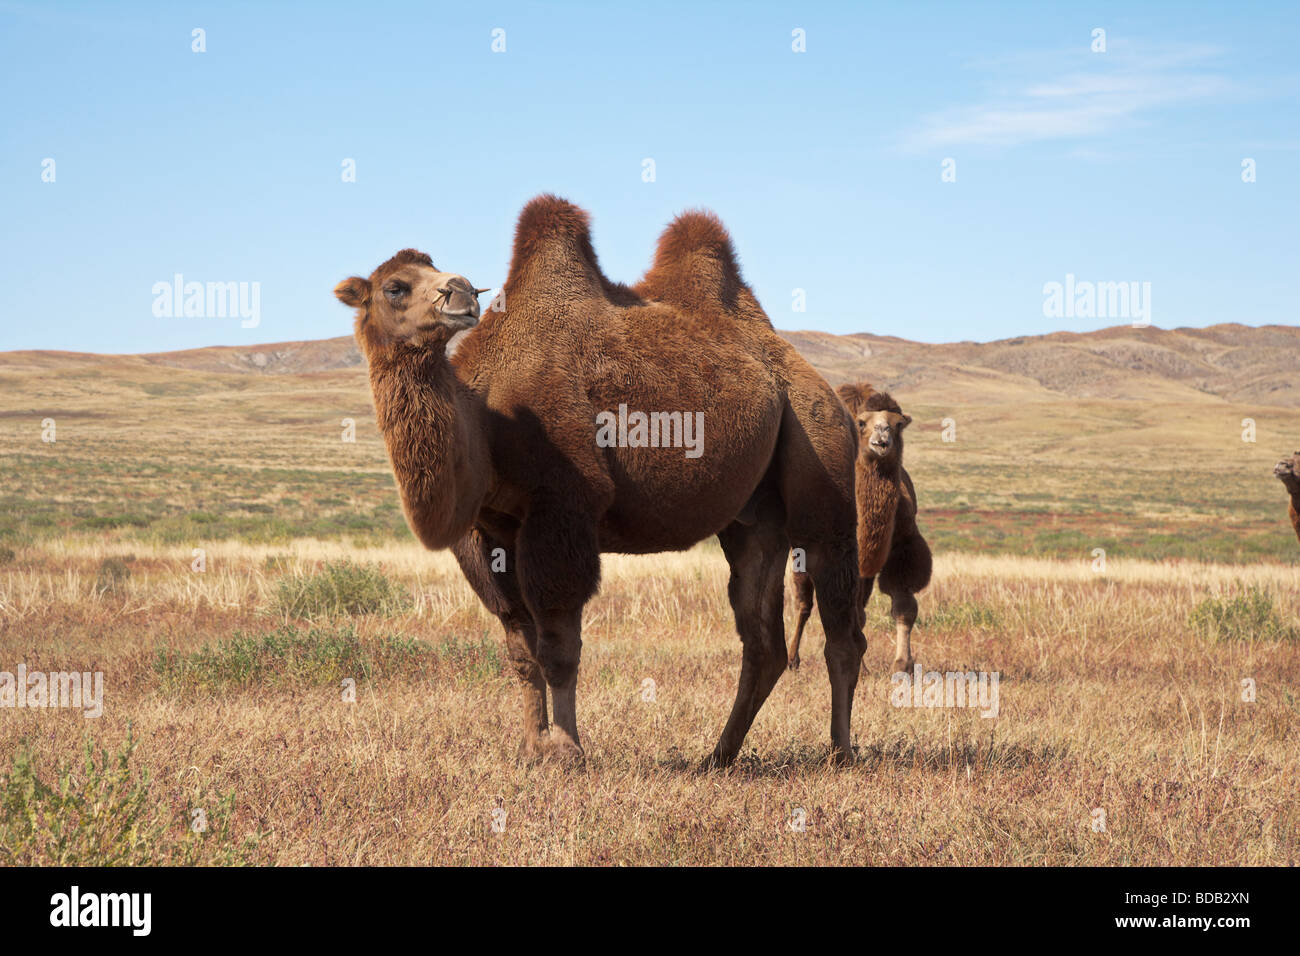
[1275,452,1300,543]
[787,384,932,675]
[334,196,865,767]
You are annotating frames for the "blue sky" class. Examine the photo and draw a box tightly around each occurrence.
[1,0,1296,353]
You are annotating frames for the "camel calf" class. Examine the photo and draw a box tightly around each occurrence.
[788,385,932,674]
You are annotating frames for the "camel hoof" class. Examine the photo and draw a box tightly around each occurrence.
[892,656,915,675]
[698,750,736,772]
[516,734,551,765]
[538,737,586,768]
[830,747,857,768]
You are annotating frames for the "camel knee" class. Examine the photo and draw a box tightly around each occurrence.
[535,641,578,689]
[534,610,583,689]
[824,627,866,668]
[758,645,787,685]
[506,649,543,685]
[891,592,918,627]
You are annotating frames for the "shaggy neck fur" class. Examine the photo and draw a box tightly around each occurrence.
[358,327,489,550]
[1289,495,1300,542]
[856,448,902,578]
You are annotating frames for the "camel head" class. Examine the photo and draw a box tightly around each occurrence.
[851,390,911,463]
[334,248,487,349]
[1275,452,1300,494]
[857,407,911,462]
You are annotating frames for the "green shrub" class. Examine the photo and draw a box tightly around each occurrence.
[920,601,1004,632]
[263,553,294,573]
[153,624,429,693]
[271,560,410,618]
[1188,588,1300,643]
[430,633,504,682]
[0,546,15,564]
[0,730,255,865]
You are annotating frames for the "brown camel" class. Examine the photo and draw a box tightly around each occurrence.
[1275,452,1300,543]
[334,196,865,767]
[787,384,932,674]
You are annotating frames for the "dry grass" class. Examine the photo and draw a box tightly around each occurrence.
[2,540,1296,865]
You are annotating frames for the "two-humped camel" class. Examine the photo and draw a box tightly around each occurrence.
[335,196,865,767]
[787,384,932,675]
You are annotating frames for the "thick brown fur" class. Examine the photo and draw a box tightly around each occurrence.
[337,195,866,768]
[787,385,933,674]
[1275,452,1300,544]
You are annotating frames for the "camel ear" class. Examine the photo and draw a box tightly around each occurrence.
[334,277,371,307]
[899,414,913,430]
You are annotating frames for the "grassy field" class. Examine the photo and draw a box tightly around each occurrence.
[1,352,1297,865]
[1,541,1297,865]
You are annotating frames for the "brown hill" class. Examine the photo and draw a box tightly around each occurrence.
[779,323,1299,407]
[127,324,1300,407]
[2,322,1295,406]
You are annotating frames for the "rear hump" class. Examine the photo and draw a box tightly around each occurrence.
[636,210,749,313]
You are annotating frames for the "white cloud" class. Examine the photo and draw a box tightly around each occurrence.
[904,42,1232,150]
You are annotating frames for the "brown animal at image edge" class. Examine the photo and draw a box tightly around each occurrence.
[335,195,867,768]
[1276,452,1300,543]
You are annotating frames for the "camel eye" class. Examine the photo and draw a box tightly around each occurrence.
[384,282,408,300]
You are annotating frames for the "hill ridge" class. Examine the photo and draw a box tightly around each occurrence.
[1,322,1295,406]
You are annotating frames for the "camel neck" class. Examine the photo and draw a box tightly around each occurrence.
[362,337,489,550]
[856,455,902,577]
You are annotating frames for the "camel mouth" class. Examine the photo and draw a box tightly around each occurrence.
[869,437,891,453]
[418,309,479,332]
[1276,461,1296,479]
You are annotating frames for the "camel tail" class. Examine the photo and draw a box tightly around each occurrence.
[636,209,755,314]
[506,194,607,297]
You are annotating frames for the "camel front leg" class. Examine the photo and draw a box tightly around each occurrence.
[502,617,550,762]
[515,500,601,766]
[534,606,585,763]
[450,530,553,761]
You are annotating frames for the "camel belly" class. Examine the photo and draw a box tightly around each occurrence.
[595,407,783,553]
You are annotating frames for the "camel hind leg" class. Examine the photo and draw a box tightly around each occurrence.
[777,388,866,762]
[786,569,814,670]
[789,570,874,670]
[705,513,791,769]
[803,540,866,761]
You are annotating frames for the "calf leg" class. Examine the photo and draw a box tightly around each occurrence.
[786,570,815,670]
